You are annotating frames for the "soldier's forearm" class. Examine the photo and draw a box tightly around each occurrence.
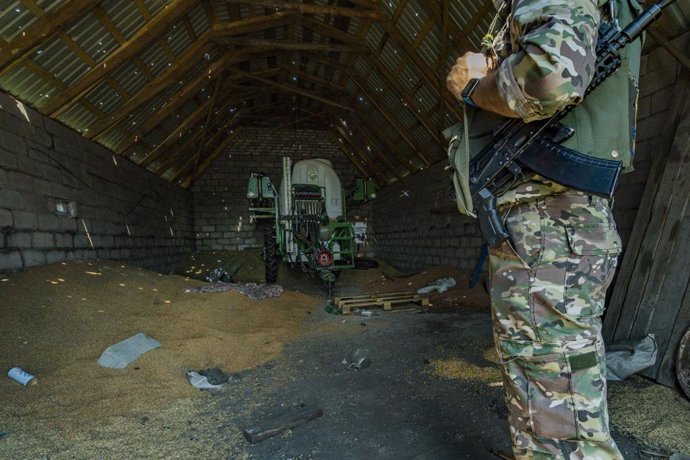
[471,73,521,119]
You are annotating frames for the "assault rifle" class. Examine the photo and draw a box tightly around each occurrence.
[468,0,676,247]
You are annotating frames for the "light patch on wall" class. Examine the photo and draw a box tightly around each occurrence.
[112,155,118,166]
[55,200,78,217]
[81,219,95,249]
[14,98,30,123]
[237,216,243,232]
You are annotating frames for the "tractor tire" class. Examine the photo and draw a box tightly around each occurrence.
[264,223,278,284]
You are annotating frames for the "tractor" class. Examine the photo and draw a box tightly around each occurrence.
[247,157,375,294]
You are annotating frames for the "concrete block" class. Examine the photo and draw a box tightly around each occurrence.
[32,232,54,248]
[0,250,23,271]
[7,170,36,192]
[7,232,31,248]
[0,148,18,169]
[0,208,11,227]
[54,233,74,248]
[13,211,36,229]
[0,128,26,155]
[23,250,47,267]
[45,250,66,264]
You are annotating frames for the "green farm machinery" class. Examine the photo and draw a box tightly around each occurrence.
[247,157,375,294]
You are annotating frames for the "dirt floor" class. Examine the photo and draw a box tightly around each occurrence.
[0,251,688,459]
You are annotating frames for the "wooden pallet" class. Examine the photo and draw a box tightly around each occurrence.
[335,291,429,314]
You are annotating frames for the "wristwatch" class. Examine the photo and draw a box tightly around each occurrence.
[461,78,481,107]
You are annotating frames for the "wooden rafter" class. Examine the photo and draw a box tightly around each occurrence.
[331,126,388,184]
[0,0,97,76]
[343,114,402,181]
[211,12,291,37]
[328,130,378,182]
[177,127,244,187]
[215,37,366,53]
[190,74,225,177]
[233,70,354,112]
[224,0,383,19]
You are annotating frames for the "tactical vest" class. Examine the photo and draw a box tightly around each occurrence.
[561,0,643,172]
[445,0,644,215]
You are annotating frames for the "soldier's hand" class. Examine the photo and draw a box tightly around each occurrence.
[446,52,492,101]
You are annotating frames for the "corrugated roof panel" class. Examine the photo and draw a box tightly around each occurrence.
[66,11,119,65]
[145,0,169,16]
[0,2,38,41]
[398,63,419,92]
[32,36,91,87]
[83,79,125,116]
[99,128,128,152]
[352,56,370,78]
[164,22,192,57]
[35,0,64,13]
[0,63,54,107]
[139,41,171,76]
[111,60,149,96]
[364,22,385,51]
[415,84,436,113]
[103,0,146,40]
[189,4,210,37]
[379,39,403,76]
[60,102,100,133]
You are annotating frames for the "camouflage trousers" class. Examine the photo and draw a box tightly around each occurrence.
[489,192,624,460]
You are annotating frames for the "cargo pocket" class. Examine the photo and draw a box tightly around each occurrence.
[523,344,610,442]
[563,223,621,318]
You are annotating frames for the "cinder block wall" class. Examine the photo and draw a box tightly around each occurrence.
[372,33,689,273]
[0,92,194,274]
[192,126,359,251]
[371,163,484,273]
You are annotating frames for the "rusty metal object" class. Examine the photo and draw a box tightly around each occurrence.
[677,326,690,400]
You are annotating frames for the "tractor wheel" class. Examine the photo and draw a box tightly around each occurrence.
[264,222,278,284]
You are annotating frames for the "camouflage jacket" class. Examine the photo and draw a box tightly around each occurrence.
[494,0,601,123]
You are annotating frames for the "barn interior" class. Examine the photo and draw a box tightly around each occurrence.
[1,0,689,458]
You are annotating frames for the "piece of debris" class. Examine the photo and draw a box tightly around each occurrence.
[336,291,429,314]
[243,403,324,444]
[198,367,230,385]
[0,431,9,440]
[186,370,225,390]
[344,348,371,370]
[204,268,233,283]
[186,282,284,300]
[7,367,37,386]
[606,334,657,381]
[97,332,161,369]
[417,277,457,295]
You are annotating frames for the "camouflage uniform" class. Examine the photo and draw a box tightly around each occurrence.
[486,0,629,458]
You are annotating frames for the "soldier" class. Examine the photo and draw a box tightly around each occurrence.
[446,0,642,458]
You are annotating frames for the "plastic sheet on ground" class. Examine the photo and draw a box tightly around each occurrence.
[417,277,457,295]
[186,283,284,300]
[186,371,225,390]
[606,334,658,381]
[97,333,161,369]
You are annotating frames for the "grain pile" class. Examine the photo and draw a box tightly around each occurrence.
[0,260,320,458]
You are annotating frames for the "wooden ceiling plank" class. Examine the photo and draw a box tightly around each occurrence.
[183,16,198,41]
[43,0,198,117]
[18,0,44,17]
[0,0,97,76]
[224,1,383,19]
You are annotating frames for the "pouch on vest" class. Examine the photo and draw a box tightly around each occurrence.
[443,107,507,217]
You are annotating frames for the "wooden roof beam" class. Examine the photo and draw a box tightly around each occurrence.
[211,12,291,37]
[0,0,97,76]
[176,127,244,187]
[233,70,354,112]
[224,0,383,19]
[342,114,402,181]
[332,125,389,184]
[215,37,366,53]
